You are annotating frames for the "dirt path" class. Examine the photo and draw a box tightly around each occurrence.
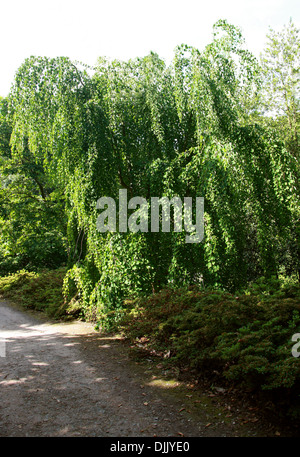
[0,300,291,438]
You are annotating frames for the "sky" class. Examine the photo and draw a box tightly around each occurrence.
[0,0,299,97]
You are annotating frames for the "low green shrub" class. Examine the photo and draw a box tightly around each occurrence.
[118,279,300,416]
[0,267,78,318]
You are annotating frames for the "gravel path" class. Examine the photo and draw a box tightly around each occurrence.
[0,300,284,438]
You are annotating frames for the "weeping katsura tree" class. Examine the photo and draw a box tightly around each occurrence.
[7,20,298,324]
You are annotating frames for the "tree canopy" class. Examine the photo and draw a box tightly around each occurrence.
[0,19,299,322]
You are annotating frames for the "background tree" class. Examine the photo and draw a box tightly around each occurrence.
[258,20,300,281]
[0,67,69,273]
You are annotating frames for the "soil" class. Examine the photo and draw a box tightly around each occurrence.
[0,299,298,438]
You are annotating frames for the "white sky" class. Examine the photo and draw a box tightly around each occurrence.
[0,0,299,97]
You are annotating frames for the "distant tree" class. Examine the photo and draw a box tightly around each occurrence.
[0,82,68,272]
[260,19,300,159]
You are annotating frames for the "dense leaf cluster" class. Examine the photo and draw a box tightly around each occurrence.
[0,20,299,322]
[118,279,300,416]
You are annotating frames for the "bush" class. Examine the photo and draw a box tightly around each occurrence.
[118,279,300,416]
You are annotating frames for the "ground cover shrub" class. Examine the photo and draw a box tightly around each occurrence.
[0,267,77,318]
[118,279,300,416]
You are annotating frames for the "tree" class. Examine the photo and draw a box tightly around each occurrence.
[0,69,70,272]
[260,19,300,159]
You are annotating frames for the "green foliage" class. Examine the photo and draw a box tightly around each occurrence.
[118,280,300,415]
[257,20,300,282]
[259,19,300,158]
[0,20,299,420]
[0,92,68,274]
[0,19,299,324]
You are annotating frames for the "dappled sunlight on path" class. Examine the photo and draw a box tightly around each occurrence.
[0,301,206,437]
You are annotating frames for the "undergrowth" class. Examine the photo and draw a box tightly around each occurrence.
[0,267,80,319]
